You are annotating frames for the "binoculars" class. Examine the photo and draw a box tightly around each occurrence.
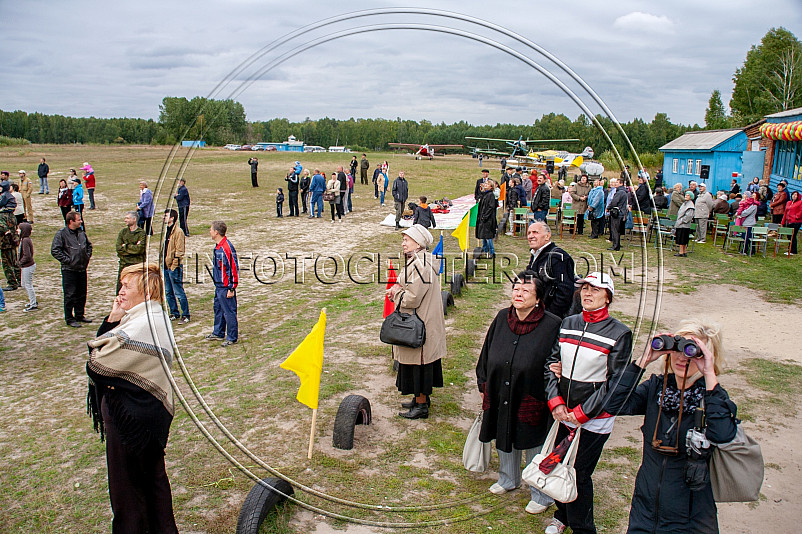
[651,335,701,358]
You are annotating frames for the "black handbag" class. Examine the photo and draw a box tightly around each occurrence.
[380,292,426,348]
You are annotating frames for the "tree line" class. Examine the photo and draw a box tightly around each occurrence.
[0,101,699,160]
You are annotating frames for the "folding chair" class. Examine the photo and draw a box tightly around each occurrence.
[629,212,649,246]
[712,214,730,246]
[560,209,576,239]
[546,199,560,231]
[748,226,768,257]
[774,227,794,257]
[654,218,674,249]
[724,224,746,254]
[511,207,531,236]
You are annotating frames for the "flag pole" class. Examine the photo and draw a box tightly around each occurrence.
[306,306,326,460]
[439,231,444,286]
[307,408,318,460]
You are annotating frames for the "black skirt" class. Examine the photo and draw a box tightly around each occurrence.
[396,360,443,396]
[674,227,691,245]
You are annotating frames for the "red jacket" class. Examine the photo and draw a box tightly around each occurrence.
[782,199,802,225]
[770,190,787,215]
[84,172,96,189]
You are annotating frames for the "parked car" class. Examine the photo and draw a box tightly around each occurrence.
[251,145,265,151]
[238,145,252,151]
[224,144,241,151]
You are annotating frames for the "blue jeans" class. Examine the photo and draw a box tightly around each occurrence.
[310,192,323,217]
[380,188,386,205]
[532,209,547,222]
[164,265,189,318]
[482,238,495,256]
[39,177,49,194]
[213,286,238,341]
[347,188,353,212]
[0,285,5,310]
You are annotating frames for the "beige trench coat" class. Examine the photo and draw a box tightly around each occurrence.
[390,251,447,366]
[19,176,34,222]
[571,181,592,213]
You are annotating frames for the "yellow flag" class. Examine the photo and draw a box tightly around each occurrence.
[280,309,326,409]
[451,210,470,252]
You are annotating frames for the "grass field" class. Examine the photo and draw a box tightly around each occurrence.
[0,144,799,533]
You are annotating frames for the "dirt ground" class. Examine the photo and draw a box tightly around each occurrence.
[1,146,800,533]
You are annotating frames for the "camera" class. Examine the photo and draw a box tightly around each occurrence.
[651,334,701,358]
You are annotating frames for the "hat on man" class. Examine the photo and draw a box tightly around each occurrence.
[18,170,26,175]
[402,224,434,249]
[575,271,615,295]
[481,168,490,174]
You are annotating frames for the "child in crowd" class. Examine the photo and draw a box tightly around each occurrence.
[18,222,36,311]
[412,196,436,228]
[276,187,285,218]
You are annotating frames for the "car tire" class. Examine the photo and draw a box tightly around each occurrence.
[236,477,294,534]
[450,273,465,296]
[466,258,476,278]
[441,290,455,315]
[332,394,372,450]
[472,246,483,260]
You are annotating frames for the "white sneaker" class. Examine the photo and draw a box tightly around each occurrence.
[525,500,548,514]
[545,518,566,534]
[488,482,517,495]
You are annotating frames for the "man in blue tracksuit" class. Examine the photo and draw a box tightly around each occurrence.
[206,221,239,346]
[309,169,326,218]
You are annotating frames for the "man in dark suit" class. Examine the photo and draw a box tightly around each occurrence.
[526,221,575,318]
[607,178,628,251]
[474,168,491,201]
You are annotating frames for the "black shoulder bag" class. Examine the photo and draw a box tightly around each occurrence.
[380,292,426,348]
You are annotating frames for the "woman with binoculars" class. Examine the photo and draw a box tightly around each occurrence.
[605,320,738,533]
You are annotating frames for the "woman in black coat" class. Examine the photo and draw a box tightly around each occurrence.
[476,271,562,516]
[475,181,498,258]
[606,319,737,534]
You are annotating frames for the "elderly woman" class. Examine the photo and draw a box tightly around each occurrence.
[86,263,178,532]
[668,183,684,217]
[385,224,447,419]
[735,192,758,254]
[476,270,562,515]
[606,320,737,533]
[674,191,695,257]
[571,174,591,235]
[544,272,632,534]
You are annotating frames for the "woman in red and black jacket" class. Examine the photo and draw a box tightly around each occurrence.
[782,190,802,255]
[543,272,632,534]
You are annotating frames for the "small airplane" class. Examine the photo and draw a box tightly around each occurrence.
[465,135,579,160]
[387,142,463,159]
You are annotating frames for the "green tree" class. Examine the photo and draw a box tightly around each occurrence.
[704,90,731,129]
[730,27,802,125]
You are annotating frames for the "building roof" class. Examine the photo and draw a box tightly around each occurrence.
[765,106,802,118]
[659,129,743,151]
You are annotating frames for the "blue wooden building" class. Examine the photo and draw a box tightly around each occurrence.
[181,140,206,147]
[254,135,304,152]
[659,129,748,193]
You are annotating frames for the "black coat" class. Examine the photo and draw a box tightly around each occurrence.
[476,307,561,452]
[635,185,652,214]
[532,183,550,211]
[606,363,738,534]
[475,190,498,240]
[526,242,575,318]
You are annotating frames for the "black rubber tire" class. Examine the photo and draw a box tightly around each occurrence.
[236,477,294,534]
[441,290,455,315]
[466,258,476,278]
[450,272,465,296]
[332,394,372,450]
[472,246,483,260]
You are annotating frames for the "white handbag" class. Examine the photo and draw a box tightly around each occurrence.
[462,412,491,472]
[522,421,581,503]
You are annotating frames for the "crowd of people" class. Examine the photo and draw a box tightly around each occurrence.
[0,153,761,532]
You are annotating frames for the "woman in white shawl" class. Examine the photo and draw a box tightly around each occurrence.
[87,263,178,533]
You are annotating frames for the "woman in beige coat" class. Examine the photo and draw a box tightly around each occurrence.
[571,174,592,235]
[386,224,447,419]
[668,183,684,217]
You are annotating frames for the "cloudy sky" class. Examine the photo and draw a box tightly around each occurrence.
[2,1,800,127]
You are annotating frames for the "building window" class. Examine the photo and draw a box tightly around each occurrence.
[687,159,694,175]
[773,140,802,182]
[672,158,678,173]
[695,159,702,175]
